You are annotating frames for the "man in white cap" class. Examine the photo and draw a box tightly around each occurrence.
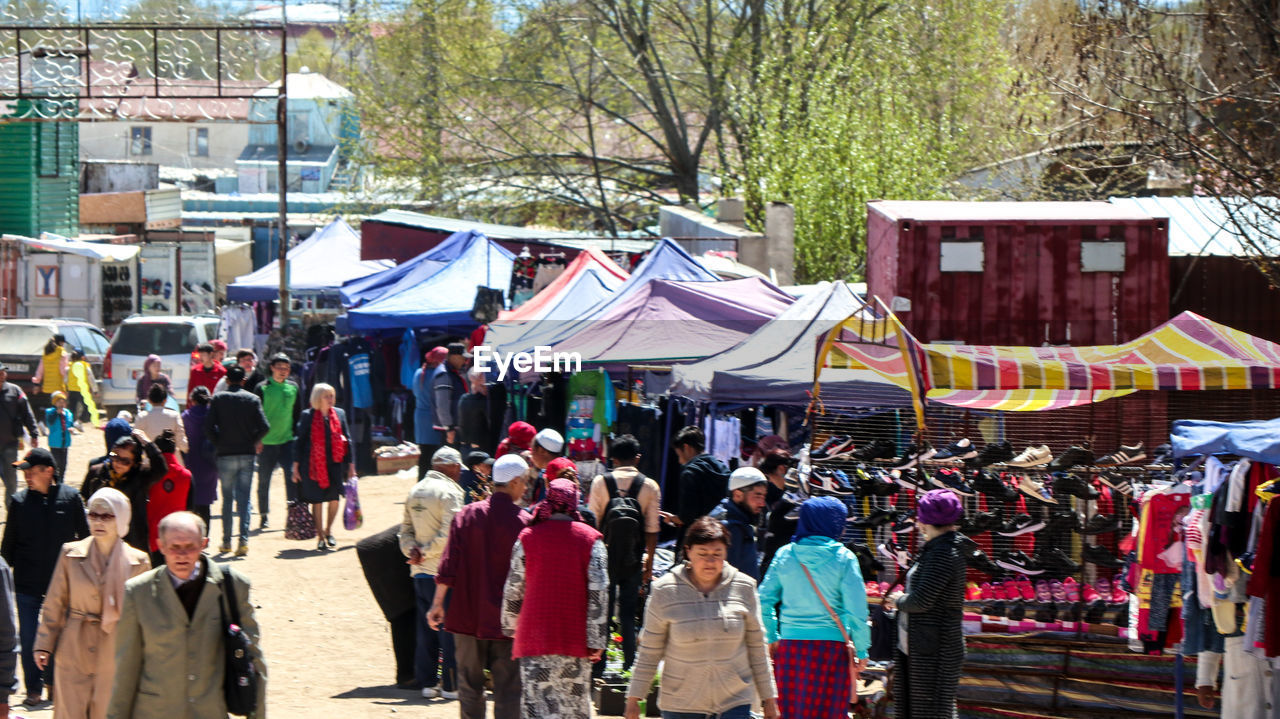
[524,428,564,505]
[709,466,769,579]
[428,454,529,719]
[399,446,465,700]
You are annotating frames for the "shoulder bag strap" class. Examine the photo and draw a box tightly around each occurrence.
[221,571,242,628]
[799,562,853,647]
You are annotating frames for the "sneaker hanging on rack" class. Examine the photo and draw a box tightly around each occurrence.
[997,513,1046,537]
[847,508,897,530]
[1096,472,1134,495]
[930,438,978,463]
[1035,546,1082,576]
[1047,445,1094,472]
[1094,442,1146,467]
[811,435,855,461]
[1044,509,1083,534]
[996,550,1046,576]
[1082,544,1125,569]
[1007,445,1052,468]
[1017,475,1058,505]
[930,467,976,496]
[891,513,916,535]
[972,470,1019,502]
[961,508,1004,535]
[969,440,1015,468]
[851,438,897,462]
[1079,513,1122,535]
[877,539,911,569]
[892,442,936,470]
[1050,472,1100,500]
[893,468,929,491]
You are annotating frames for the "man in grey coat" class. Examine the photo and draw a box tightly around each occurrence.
[107,512,267,719]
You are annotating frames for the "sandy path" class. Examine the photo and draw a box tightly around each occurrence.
[7,426,462,719]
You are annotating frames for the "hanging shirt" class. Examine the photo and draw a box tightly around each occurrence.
[219,305,257,354]
[399,329,419,389]
[702,415,741,465]
[566,369,615,430]
[1137,490,1191,573]
[347,352,373,409]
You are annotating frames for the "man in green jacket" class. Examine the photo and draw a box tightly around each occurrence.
[254,353,301,530]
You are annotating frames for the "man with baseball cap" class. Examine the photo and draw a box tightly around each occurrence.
[428,453,530,719]
[399,446,466,699]
[431,344,469,450]
[2,447,88,706]
[710,466,769,579]
[412,347,448,480]
[0,363,38,506]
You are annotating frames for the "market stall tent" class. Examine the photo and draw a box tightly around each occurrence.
[484,247,630,350]
[340,229,480,306]
[547,276,795,369]
[496,237,718,355]
[345,231,514,332]
[226,218,392,302]
[670,281,911,407]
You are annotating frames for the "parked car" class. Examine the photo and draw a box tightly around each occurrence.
[0,318,110,402]
[101,314,221,415]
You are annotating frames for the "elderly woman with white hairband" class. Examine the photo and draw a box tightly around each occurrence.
[34,487,151,719]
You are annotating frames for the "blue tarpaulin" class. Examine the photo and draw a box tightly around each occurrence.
[226,218,392,302]
[1171,418,1280,465]
[339,229,482,306]
[345,232,514,332]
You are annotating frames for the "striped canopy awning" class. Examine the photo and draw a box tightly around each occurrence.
[821,310,1280,413]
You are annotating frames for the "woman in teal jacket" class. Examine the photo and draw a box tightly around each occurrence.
[759,496,869,719]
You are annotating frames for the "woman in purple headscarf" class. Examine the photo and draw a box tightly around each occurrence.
[134,355,171,408]
[758,496,870,719]
[501,478,608,719]
[884,489,967,719]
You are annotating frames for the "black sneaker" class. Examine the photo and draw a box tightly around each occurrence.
[878,539,911,569]
[808,467,855,496]
[930,438,978,463]
[851,438,897,462]
[996,550,1045,575]
[962,508,1004,535]
[965,547,1003,576]
[1079,514,1122,535]
[1084,599,1108,624]
[1094,442,1146,467]
[1150,443,1173,465]
[854,468,900,497]
[812,435,854,460]
[1082,544,1124,568]
[893,468,929,491]
[969,440,1015,468]
[891,512,916,535]
[845,542,885,577]
[1044,509,1083,533]
[972,470,1019,502]
[929,468,975,496]
[997,514,1046,537]
[892,442,936,470]
[1048,445,1094,471]
[1050,472,1100,500]
[1036,547,1081,575]
[1097,472,1133,495]
[847,508,896,530]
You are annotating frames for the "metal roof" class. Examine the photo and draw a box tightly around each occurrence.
[364,209,656,253]
[1108,196,1278,257]
[869,200,1155,223]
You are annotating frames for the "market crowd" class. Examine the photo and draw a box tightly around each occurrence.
[0,335,970,719]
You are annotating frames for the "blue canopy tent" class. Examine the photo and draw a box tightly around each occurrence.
[226,218,392,302]
[339,229,482,306]
[345,232,514,332]
[495,237,718,355]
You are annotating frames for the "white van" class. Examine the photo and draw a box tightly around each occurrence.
[101,315,221,415]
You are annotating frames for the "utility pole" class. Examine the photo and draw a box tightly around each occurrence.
[276,5,289,328]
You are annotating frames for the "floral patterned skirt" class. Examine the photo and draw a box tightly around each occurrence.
[519,655,592,719]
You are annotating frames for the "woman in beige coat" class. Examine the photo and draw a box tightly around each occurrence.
[34,487,151,719]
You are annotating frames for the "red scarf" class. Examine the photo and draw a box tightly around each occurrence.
[309,408,346,489]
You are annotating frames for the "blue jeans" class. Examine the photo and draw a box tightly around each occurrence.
[257,440,296,515]
[17,593,48,695]
[217,454,256,545]
[414,574,456,690]
[662,706,752,719]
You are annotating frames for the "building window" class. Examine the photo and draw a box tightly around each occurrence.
[940,241,984,272]
[189,127,209,157]
[1081,241,1126,272]
[130,126,152,155]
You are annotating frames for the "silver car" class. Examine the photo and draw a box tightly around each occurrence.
[101,314,221,415]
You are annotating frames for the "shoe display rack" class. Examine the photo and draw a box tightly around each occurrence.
[800,428,1180,637]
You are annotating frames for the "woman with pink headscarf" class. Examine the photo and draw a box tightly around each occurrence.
[501,478,608,719]
[134,355,171,407]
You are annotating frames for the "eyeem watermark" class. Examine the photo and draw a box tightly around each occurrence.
[472,345,582,380]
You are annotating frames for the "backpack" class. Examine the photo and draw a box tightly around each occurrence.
[601,472,646,583]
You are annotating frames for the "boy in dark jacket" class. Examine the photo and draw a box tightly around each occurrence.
[710,466,768,579]
[672,426,730,532]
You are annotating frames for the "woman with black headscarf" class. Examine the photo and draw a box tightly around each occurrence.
[501,478,608,719]
[759,496,870,719]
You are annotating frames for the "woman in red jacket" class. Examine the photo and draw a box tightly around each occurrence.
[501,478,608,719]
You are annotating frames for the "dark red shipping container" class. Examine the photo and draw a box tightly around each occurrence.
[865,201,1170,346]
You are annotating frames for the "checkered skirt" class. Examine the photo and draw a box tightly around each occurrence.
[774,639,852,719]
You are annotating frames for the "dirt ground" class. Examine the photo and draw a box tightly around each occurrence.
[6,425,464,719]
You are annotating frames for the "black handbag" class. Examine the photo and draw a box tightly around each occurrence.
[219,574,259,716]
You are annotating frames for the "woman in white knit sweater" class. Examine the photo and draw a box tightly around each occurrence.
[625,516,779,719]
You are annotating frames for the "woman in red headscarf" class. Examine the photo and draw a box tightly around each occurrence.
[501,478,608,719]
[495,421,536,459]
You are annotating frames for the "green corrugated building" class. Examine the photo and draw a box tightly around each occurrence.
[0,99,79,238]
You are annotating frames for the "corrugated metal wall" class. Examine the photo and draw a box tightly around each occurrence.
[1171,255,1280,343]
[868,213,1169,346]
[0,100,78,238]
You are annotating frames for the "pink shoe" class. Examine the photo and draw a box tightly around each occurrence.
[1062,577,1081,602]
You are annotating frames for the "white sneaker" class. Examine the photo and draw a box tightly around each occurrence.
[421,687,439,699]
[1007,445,1051,467]
[440,690,459,700]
